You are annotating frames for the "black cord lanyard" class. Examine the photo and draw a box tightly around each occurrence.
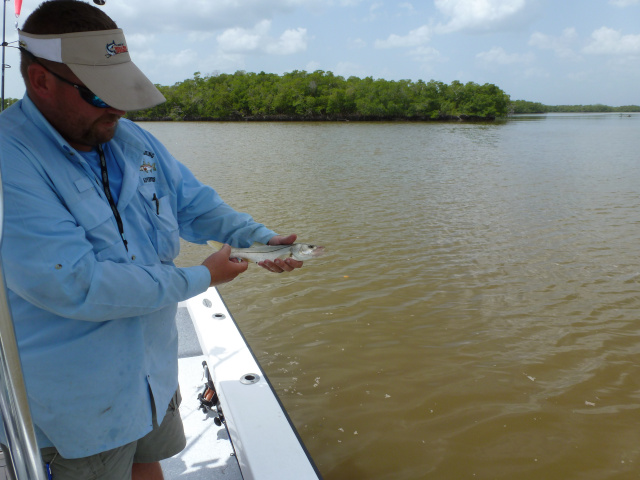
[97,144,128,252]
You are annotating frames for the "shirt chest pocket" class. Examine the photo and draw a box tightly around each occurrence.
[70,177,123,257]
[138,184,180,262]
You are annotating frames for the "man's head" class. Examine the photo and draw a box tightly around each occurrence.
[18,0,165,150]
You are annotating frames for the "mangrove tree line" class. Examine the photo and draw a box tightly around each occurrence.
[511,99,640,114]
[127,70,511,121]
[4,72,637,118]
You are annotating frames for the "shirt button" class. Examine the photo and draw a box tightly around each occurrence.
[131,255,136,260]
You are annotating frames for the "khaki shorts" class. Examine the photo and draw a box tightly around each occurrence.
[40,389,185,480]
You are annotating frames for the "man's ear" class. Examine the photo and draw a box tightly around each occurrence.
[27,63,56,101]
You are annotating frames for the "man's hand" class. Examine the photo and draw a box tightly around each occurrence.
[258,234,304,273]
[202,244,249,286]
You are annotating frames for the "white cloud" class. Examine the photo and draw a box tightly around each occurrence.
[409,46,442,63]
[166,49,200,69]
[187,31,217,43]
[106,0,314,34]
[476,46,534,65]
[434,0,526,33]
[331,0,364,5]
[333,61,369,79]
[374,25,431,48]
[348,38,367,49]
[365,1,384,21]
[305,61,322,72]
[217,21,268,53]
[265,28,308,55]
[583,27,640,55]
[609,0,639,6]
[523,67,550,79]
[398,2,415,14]
[125,33,158,52]
[217,20,307,55]
[529,28,580,59]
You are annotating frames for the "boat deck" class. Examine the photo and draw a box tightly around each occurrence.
[160,304,243,479]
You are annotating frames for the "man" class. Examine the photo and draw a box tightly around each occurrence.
[0,1,303,478]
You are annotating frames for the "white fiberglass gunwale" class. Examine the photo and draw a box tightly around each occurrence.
[182,287,322,480]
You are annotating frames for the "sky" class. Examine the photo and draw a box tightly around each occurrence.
[2,0,640,106]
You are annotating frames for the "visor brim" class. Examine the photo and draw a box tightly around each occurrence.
[69,61,165,111]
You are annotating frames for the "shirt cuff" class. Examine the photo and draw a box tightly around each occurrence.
[254,227,278,245]
[182,265,212,298]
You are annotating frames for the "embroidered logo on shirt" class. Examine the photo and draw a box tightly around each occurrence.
[106,41,128,58]
[140,161,156,183]
[140,162,156,173]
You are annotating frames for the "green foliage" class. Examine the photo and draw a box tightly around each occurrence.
[1,97,19,110]
[510,100,547,114]
[126,71,511,121]
[511,100,640,114]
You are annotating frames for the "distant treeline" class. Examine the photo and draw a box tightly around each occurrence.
[511,99,640,114]
[1,98,18,110]
[127,70,511,121]
[2,72,637,119]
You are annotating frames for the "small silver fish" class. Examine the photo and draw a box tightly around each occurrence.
[207,240,325,264]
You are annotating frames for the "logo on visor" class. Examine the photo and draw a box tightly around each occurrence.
[105,40,128,58]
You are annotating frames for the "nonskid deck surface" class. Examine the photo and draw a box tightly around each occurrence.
[160,305,242,480]
[161,356,242,479]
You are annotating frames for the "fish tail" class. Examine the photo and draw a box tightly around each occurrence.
[207,240,225,251]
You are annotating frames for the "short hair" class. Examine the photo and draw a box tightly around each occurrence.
[20,0,118,83]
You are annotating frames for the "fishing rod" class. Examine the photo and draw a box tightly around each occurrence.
[1,0,8,112]
[1,0,19,112]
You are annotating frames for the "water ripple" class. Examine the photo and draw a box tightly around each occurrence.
[144,115,640,480]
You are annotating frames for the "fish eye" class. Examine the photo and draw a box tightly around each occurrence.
[309,245,315,248]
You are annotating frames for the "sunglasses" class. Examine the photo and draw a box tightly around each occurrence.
[23,50,111,108]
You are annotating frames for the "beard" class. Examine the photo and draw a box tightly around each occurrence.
[78,113,121,147]
[44,87,124,151]
[58,112,122,151]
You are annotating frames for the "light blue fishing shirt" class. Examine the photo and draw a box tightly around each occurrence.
[0,95,276,458]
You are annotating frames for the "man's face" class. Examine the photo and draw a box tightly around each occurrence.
[38,62,126,151]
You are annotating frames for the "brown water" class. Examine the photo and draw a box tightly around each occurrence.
[142,114,640,480]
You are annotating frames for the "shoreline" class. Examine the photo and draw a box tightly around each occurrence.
[128,113,497,122]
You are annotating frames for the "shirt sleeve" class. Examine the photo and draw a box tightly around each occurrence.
[137,126,278,247]
[174,161,278,247]
[0,145,211,322]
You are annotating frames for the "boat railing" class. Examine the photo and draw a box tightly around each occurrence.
[0,165,48,479]
[186,288,322,480]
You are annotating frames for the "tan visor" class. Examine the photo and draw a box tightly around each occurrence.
[18,28,165,111]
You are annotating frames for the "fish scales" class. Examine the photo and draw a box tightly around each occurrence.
[207,240,325,264]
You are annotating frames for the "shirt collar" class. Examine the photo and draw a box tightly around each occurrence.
[21,94,83,159]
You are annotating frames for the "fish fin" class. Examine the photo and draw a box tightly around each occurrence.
[207,240,225,251]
